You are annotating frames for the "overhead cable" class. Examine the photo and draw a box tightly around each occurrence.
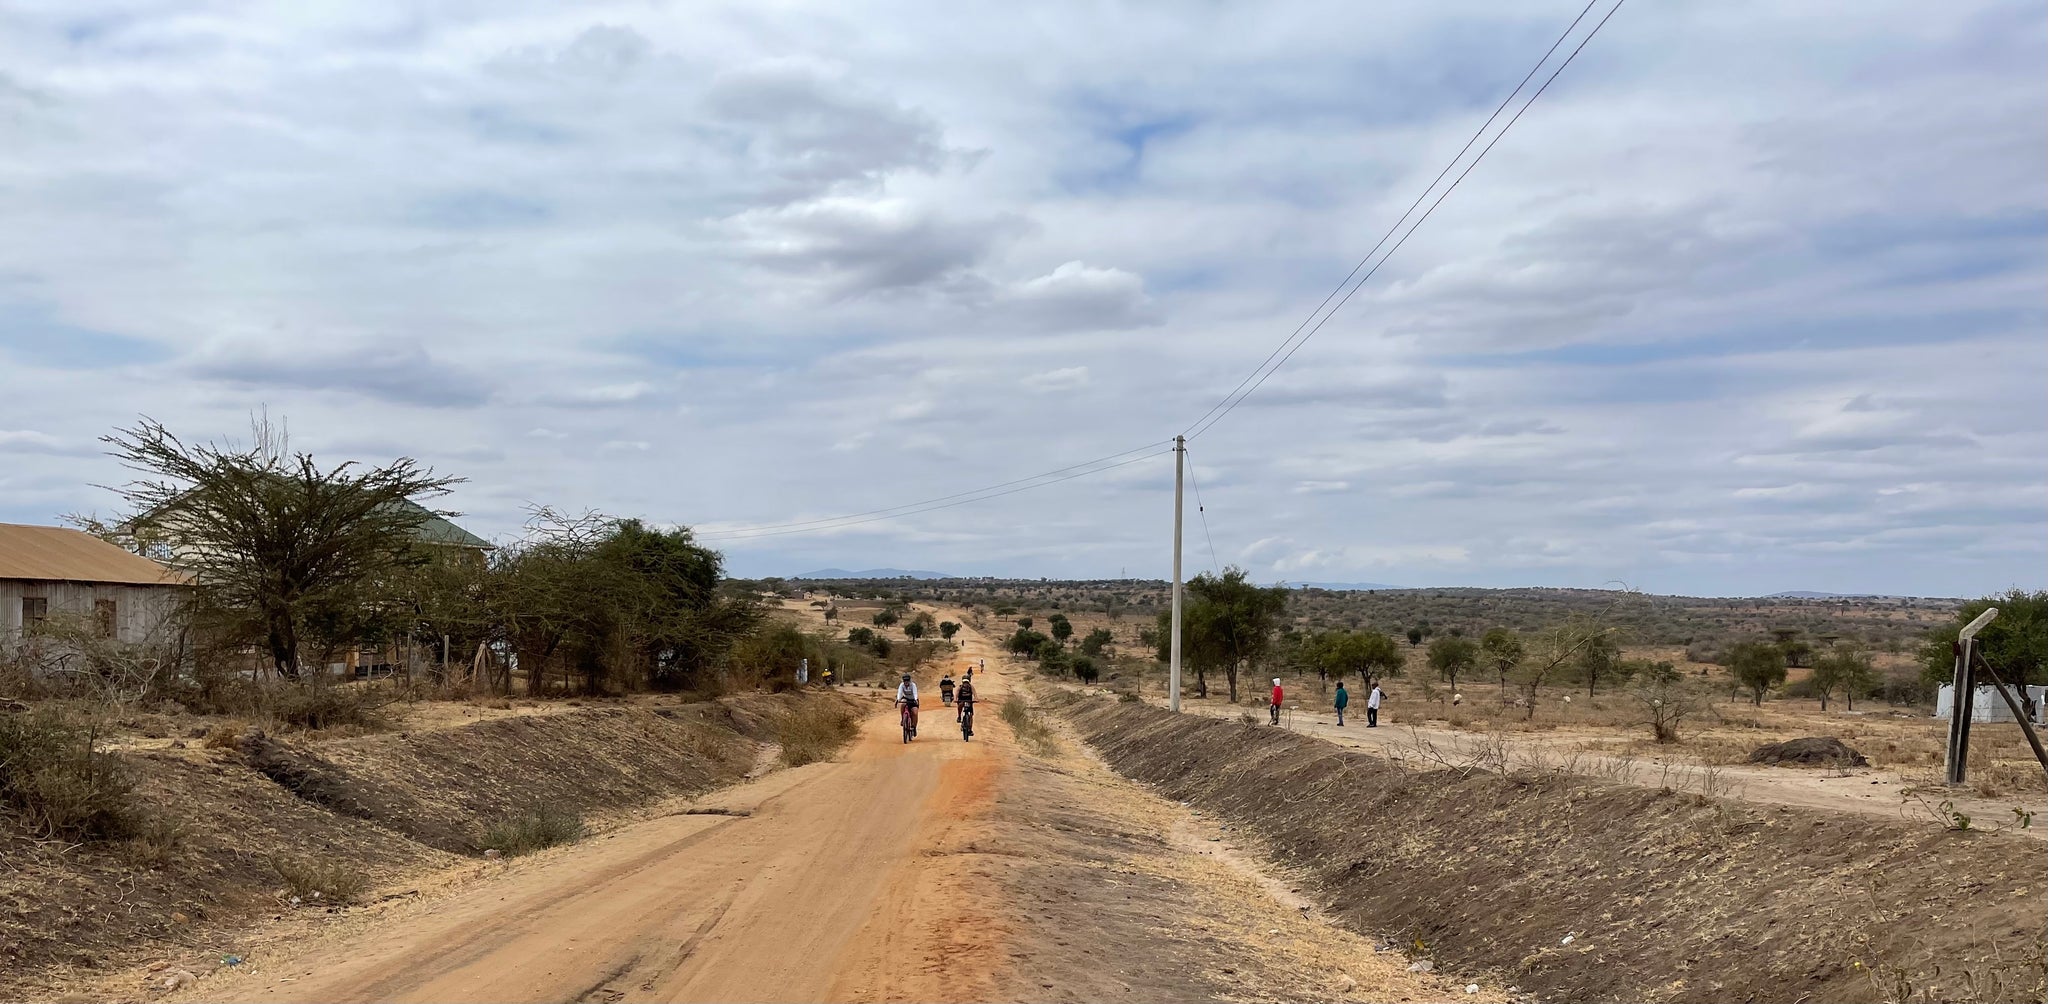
[1183,0,1626,441]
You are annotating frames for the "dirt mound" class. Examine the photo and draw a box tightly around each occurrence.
[1749,736,1869,767]
[0,691,866,998]
[1051,693,2045,1004]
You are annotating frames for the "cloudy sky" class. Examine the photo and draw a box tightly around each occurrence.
[2,1,2043,597]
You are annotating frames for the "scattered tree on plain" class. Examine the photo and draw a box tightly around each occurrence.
[1629,661,1704,742]
[1048,613,1073,643]
[1427,635,1478,693]
[1480,628,1525,697]
[1152,567,1287,703]
[1079,627,1114,657]
[1810,644,1875,711]
[1727,641,1788,706]
[102,417,459,681]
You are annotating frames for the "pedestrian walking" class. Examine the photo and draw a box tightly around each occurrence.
[1269,678,1284,725]
[1366,680,1383,728]
[1333,680,1349,726]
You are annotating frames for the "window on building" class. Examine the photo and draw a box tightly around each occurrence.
[94,599,118,638]
[21,597,48,635]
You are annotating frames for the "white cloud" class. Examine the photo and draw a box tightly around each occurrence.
[1022,366,1090,393]
[0,2,2039,596]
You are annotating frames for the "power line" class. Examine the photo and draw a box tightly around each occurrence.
[1185,445,1220,573]
[696,446,1173,541]
[1183,0,1623,441]
[695,438,1169,539]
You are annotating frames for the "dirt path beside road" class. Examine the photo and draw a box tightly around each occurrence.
[1156,693,2046,838]
[149,616,1485,1004]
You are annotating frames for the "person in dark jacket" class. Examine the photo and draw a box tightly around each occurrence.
[1334,681,1349,726]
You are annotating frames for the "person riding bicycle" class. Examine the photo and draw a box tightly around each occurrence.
[954,673,976,722]
[896,673,920,735]
[939,673,955,706]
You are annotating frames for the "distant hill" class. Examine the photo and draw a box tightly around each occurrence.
[1283,580,1406,592]
[1764,591,1866,599]
[793,568,955,580]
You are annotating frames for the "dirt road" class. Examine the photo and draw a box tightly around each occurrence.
[166,619,1487,1004]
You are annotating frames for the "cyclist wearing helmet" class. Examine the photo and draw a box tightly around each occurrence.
[896,673,920,738]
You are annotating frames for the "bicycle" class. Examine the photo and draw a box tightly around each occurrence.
[959,701,974,741]
[900,699,918,743]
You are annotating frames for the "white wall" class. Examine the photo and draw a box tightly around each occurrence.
[1936,683,2048,725]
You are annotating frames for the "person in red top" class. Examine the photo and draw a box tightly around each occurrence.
[1269,678,1283,725]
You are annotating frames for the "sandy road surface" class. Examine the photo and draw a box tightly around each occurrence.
[164,617,1488,1004]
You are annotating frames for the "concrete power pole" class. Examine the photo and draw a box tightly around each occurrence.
[1170,435,1185,713]
[1944,606,1999,785]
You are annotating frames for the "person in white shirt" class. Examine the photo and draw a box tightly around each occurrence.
[1366,681,1384,728]
[896,673,920,737]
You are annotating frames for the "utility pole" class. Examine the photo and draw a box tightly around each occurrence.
[1170,435,1185,712]
[1944,606,1998,785]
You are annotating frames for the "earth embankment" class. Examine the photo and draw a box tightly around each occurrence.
[1053,692,2046,1004]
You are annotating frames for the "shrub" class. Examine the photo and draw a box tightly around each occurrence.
[272,685,387,731]
[778,701,861,767]
[999,694,1058,755]
[117,815,188,869]
[271,854,369,904]
[202,723,244,749]
[0,708,134,840]
[480,805,587,856]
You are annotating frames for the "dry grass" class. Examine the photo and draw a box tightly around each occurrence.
[479,806,587,856]
[270,854,369,905]
[201,723,243,749]
[776,700,862,767]
[1001,694,1060,756]
[0,708,135,840]
[115,815,187,869]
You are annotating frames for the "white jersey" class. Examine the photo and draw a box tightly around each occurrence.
[896,680,919,703]
[1367,686,1383,710]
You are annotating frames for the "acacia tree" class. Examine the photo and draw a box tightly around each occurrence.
[1427,635,1478,693]
[103,417,459,681]
[1048,613,1073,643]
[1310,630,1403,686]
[1514,616,1617,720]
[1629,661,1705,743]
[938,621,960,642]
[1184,567,1289,703]
[1810,644,1875,711]
[1577,632,1622,698]
[1728,641,1788,706]
[1480,628,1525,697]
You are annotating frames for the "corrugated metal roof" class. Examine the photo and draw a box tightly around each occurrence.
[392,501,493,550]
[0,523,188,586]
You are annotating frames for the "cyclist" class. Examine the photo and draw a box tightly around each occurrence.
[939,672,955,706]
[895,673,920,737]
[954,672,976,723]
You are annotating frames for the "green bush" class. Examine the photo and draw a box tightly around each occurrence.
[480,805,587,856]
[0,708,134,840]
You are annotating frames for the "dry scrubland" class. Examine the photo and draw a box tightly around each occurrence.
[791,577,2045,806]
